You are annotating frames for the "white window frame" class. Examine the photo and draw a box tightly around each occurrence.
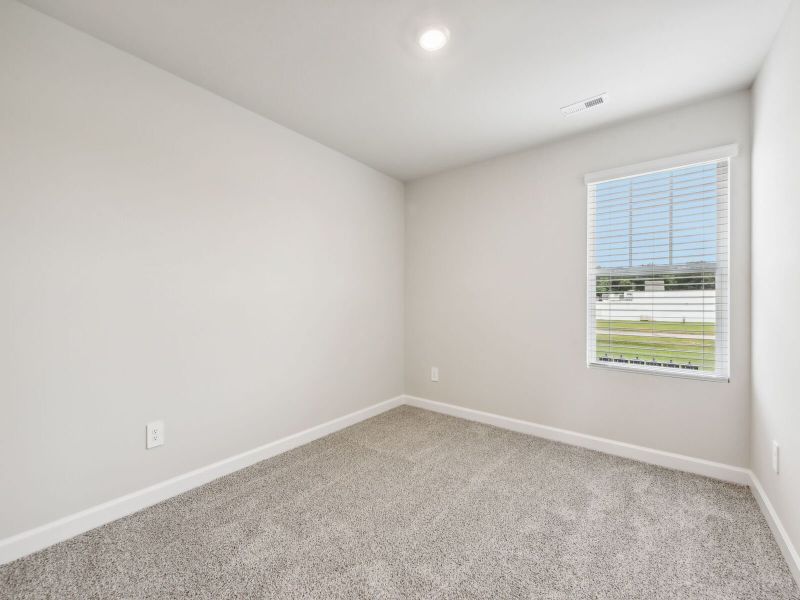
[584,144,736,382]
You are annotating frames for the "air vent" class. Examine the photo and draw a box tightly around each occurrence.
[561,93,608,116]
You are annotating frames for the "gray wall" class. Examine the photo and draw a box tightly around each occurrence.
[752,0,800,558]
[0,1,404,538]
[405,91,751,467]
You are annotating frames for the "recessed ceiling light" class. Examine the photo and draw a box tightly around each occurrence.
[418,27,449,52]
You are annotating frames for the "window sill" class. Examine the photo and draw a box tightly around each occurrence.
[588,361,729,382]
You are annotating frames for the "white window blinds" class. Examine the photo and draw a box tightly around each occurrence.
[586,147,733,380]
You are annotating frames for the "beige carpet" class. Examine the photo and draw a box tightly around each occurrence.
[1,405,798,599]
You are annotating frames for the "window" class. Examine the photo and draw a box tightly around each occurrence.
[586,146,735,381]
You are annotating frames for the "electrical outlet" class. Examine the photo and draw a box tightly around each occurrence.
[772,441,780,474]
[147,420,165,449]
[431,367,439,382]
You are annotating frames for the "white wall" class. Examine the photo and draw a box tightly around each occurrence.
[752,0,800,559]
[405,91,751,467]
[0,1,404,539]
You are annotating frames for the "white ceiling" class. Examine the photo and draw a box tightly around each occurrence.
[20,0,790,180]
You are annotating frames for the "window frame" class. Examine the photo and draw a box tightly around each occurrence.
[584,145,736,382]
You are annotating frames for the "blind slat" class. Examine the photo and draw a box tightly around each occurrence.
[591,209,727,233]
[591,167,728,192]
[590,185,728,209]
[593,196,726,219]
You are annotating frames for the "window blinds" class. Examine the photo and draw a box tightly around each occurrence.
[586,150,731,380]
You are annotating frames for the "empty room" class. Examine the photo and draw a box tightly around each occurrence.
[1,0,799,597]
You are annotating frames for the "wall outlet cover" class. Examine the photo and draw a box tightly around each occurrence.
[147,420,165,449]
[772,440,780,474]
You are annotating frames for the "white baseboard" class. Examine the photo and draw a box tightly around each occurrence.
[403,395,751,484]
[3,393,798,590]
[0,395,404,566]
[749,472,800,585]
[404,394,800,587]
